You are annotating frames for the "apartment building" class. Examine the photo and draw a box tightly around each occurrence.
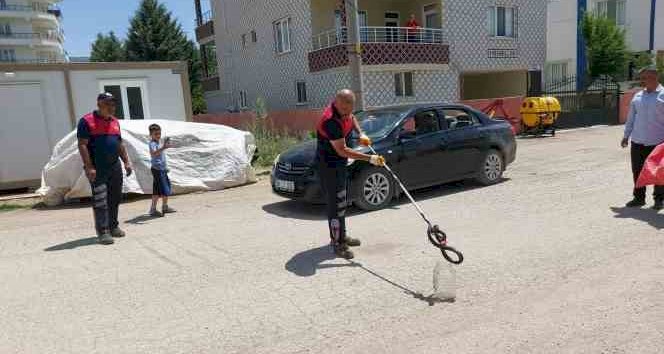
[195,0,547,112]
[0,0,65,63]
[546,0,660,87]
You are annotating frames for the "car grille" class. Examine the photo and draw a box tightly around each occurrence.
[277,162,310,176]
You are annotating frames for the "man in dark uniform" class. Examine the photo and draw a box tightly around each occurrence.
[317,89,385,259]
[77,93,133,245]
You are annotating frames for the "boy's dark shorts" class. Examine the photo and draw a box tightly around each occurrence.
[151,168,172,196]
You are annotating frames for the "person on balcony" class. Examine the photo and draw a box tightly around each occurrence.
[406,14,420,43]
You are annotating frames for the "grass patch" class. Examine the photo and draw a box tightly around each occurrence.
[0,203,32,212]
[249,119,310,168]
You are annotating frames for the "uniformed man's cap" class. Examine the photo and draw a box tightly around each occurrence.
[97,92,117,102]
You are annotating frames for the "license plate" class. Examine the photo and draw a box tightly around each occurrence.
[275,179,295,192]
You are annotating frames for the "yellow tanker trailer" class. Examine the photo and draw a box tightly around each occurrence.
[519,97,561,137]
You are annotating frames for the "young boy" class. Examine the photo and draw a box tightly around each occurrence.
[148,124,176,217]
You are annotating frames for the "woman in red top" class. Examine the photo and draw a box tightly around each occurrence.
[406,14,420,42]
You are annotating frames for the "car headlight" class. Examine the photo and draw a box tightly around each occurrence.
[273,154,281,167]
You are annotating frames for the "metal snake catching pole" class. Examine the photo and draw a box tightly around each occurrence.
[368,146,464,265]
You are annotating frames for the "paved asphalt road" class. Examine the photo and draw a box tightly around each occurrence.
[1,126,663,354]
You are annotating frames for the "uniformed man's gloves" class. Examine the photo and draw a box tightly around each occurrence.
[370,155,386,167]
[359,134,372,147]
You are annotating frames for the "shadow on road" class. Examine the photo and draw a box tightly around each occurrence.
[264,180,497,221]
[125,214,162,225]
[285,245,360,276]
[610,206,664,229]
[285,246,454,306]
[44,237,98,251]
[348,261,454,306]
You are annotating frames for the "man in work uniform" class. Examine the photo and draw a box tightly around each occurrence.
[77,93,133,245]
[317,89,385,259]
[622,66,664,209]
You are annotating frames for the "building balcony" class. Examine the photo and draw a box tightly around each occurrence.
[195,10,214,44]
[308,27,449,72]
[0,32,64,47]
[0,3,61,23]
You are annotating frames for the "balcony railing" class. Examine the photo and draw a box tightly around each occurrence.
[0,58,66,64]
[195,9,214,26]
[0,32,64,43]
[0,3,60,14]
[312,26,445,51]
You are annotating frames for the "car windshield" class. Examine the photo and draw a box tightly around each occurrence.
[355,110,405,139]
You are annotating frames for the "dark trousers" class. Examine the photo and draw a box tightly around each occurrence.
[319,161,348,244]
[631,142,664,201]
[90,162,123,235]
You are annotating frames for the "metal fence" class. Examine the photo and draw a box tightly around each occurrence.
[312,26,445,51]
[544,76,621,128]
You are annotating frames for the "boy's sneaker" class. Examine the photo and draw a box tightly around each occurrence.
[162,206,177,214]
[111,228,126,238]
[332,243,354,259]
[149,209,163,217]
[98,232,114,245]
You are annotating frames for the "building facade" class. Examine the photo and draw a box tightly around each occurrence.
[195,0,547,112]
[546,0,660,87]
[0,0,65,63]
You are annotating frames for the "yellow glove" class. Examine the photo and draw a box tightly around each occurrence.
[370,155,385,167]
[359,134,372,147]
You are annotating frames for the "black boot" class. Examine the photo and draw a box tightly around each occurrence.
[332,243,354,259]
[653,199,663,211]
[626,198,645,208]
[343,236,362,247]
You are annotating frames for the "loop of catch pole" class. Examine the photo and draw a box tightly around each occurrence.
[367,146,464,265]
[427,225,464,265]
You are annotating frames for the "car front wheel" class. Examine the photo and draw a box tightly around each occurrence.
[476,149,504,185]
[353,167,394,211]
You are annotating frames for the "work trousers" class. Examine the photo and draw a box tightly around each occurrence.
[90,162,123,235]
[319,161,348,244]
[631,142,664,201]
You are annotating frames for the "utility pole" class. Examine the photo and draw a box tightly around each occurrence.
[346,0,365,110]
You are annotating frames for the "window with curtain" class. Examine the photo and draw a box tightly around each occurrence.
[273,17,292,54]
[595,0,626,26]
[394,72,414,97]
[488,6,517,38]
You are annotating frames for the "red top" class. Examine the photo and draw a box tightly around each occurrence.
[316,103,354,140]
[82,112,121,136]
[406,19,420,29]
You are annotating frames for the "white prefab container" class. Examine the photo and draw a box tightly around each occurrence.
[0,61,193,189]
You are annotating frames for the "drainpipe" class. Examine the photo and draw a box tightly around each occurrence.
[346,0,365,110]
[576,0,587,91]
[650,0,657,53]
[194,0,202,27]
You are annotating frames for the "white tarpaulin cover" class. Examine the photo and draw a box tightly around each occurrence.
[39,120,256,206]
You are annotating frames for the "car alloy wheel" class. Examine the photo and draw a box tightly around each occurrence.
[484,153,503,182]
[363,172,390,206]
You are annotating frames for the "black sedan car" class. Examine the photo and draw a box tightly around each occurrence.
[271,104,516,211]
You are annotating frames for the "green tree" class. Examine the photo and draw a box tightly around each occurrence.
[90,31,125,62]
[582,13,628,79]
[125,0,207,113]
